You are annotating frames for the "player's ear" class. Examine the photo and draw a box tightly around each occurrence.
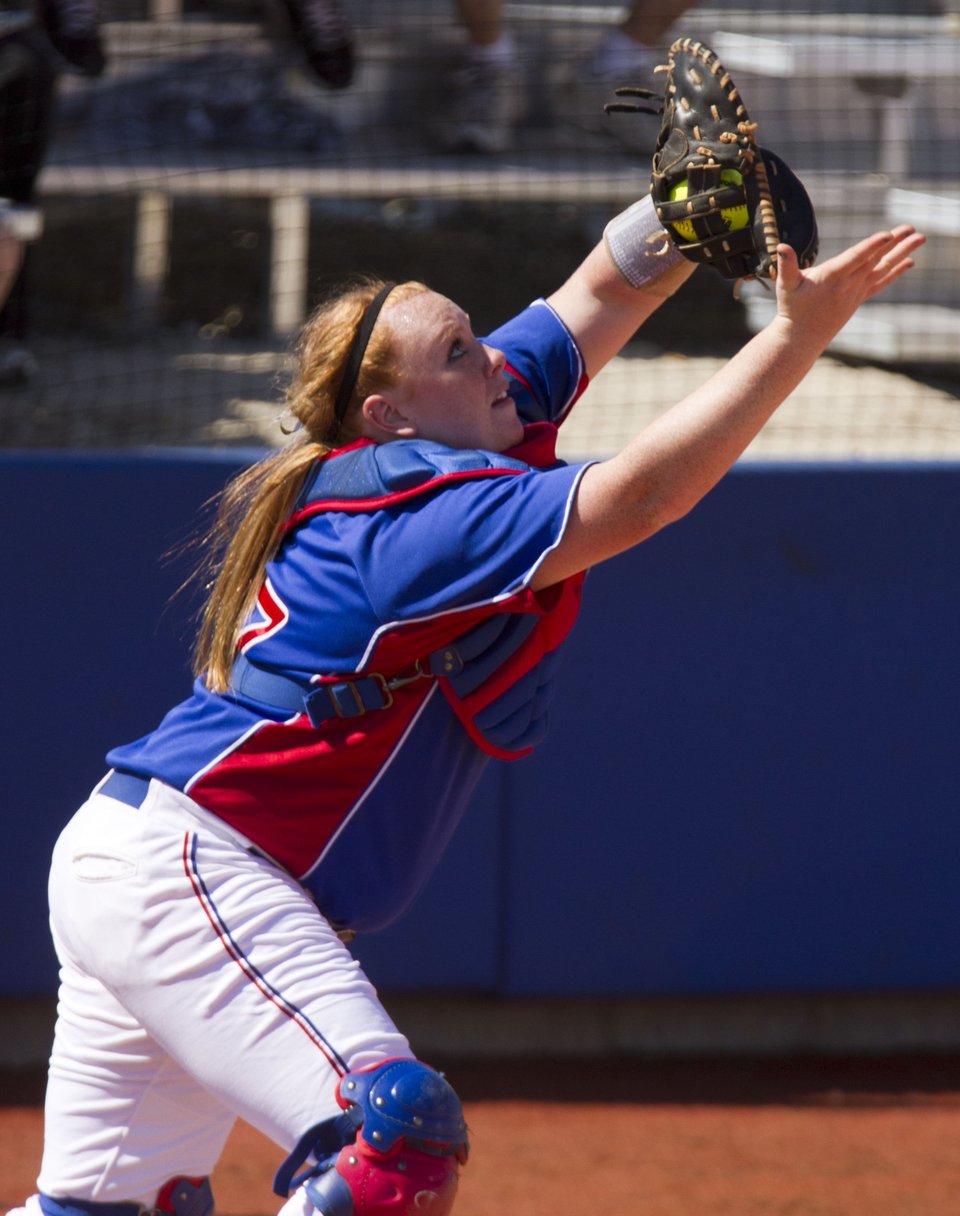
[360,393,418,440]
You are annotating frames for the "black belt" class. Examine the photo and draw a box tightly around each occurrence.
[100,769,151,809]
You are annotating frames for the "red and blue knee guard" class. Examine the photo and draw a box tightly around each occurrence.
[274,1058,469,1216]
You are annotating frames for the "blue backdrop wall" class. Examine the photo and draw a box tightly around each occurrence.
[3,451,958,999]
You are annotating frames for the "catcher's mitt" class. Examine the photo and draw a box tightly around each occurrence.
[606,37,819,281]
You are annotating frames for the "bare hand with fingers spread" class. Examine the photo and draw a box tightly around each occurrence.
[535,220,926,590]
[774,226,925,343]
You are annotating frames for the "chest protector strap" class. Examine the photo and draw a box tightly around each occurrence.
[231,644,465,729]
[230,617,540,730]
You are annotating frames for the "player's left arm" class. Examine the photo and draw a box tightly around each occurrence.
[531,228,924,591]
[546,195,695,379]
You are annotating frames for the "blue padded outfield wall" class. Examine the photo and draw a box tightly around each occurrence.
[3,451,959,998]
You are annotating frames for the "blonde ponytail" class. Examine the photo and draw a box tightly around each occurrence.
[192,276,429,692]
[192,437,321,691]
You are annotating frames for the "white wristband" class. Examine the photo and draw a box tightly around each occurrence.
[603,194,684,289]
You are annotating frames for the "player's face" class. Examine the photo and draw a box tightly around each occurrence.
[377,291,524,452]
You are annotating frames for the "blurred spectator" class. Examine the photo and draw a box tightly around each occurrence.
[580,0,702,84]
[444,0,516,154]
[569,0,703,146]
[277,0,354,89]
[445,0,703,154]
[0,3,57,384]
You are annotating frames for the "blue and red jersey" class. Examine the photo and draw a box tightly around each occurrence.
[108,299,593,932]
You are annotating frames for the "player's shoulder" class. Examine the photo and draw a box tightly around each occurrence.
[482,297,569,349]
[283,439,536,532]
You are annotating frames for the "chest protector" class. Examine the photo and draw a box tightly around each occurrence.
[241,427,584,761]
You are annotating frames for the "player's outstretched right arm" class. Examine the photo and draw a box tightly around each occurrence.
[532,225,924,591]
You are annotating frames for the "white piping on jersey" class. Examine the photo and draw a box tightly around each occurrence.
[527,460,595,582]
[529,297,587,427]
[355,461,594,671]
[299,681,443,881]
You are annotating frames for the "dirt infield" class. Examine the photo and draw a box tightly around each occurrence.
[4,1055,960,1216]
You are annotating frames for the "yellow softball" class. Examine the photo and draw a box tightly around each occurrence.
[669,170,749,243]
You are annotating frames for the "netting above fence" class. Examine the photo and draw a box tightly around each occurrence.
[1,0,959,453]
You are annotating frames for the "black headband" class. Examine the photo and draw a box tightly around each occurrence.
[332,282,396,430]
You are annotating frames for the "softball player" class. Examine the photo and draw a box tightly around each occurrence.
[10,190,921,1216]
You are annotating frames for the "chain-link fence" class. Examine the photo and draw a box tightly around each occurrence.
[1,0,959,454]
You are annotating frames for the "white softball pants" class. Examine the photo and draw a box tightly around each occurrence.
[33,776,412,1208]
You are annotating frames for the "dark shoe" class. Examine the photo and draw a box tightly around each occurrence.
[39,0,107,77]
[53,32,106,77]
[441,53,519,154]
[277,0,354,89]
